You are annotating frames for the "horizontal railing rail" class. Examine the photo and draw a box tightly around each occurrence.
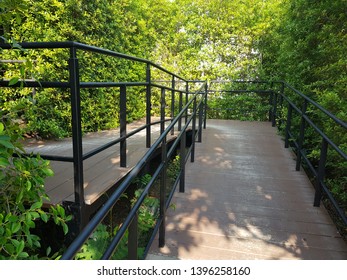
[0,41,207,236]
[275,82,347,225]
[61,82,207,259]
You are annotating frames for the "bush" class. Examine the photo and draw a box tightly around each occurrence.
[0,120,72,259]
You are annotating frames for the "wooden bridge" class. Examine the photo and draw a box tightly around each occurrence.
[148,119,347,260]
[2,42,346,260]
[25,118,347,259]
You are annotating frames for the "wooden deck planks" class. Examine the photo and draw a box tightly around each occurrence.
[23,118,178,205]
[148,119,347,260]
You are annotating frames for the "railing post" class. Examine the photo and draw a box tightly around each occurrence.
[285,104,293,148]
[69,46,86,232]
[191,96,197,163]
[314,139,328,207]
[178,91,183,131]
[185,81,189,124]
[120,85,127,167]
[171,76,175,136]
[198,99,203,142]
[296,99,308,171]
[159,136,167,247]
[204,83,208,129]
[269,89,274,122]
[271,90,277,127]
[146,63,151,148]
[160,88,165,134]
[179,129,186,193]
[278,82,285,129]
[128,213,138,260]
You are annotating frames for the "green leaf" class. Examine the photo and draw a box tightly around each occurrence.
[18,252,29,259]
[8,77,19,86]
[0,157,10,167]
[20,65,25,77]
[4,243,15,255]
[25,180,32,191]
[40,212,48,223]
[0,123,4,133]
[11,222,21,234]
[57,205,65,217]
[15,240,25,255]
[6,215,18,223]
[0,139,15,149]
[25,212,32,224]
[11,239,20,247]
[46,246,52,256]
[26,235,33,247]
[42,168,54,177]
[16,13,22,25]
[62,223,69,235]
[30,212,40,219]
[30,201,43,211]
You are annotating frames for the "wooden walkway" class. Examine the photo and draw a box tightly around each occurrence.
[148,119,347,260]
[23,118,174,205]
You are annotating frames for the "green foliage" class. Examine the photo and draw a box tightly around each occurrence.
[75,224,140,260]
[167,155,181,181]
[259,0,347,225]
[75,185,157,260]
[0,120,72,259]
[208,93,270,121]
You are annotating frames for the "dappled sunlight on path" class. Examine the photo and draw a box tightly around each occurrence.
[148,120,347,260]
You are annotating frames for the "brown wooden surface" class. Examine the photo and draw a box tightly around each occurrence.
[24,118,177,205]
[148,119,347,260]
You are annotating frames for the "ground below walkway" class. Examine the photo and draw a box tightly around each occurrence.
[148,119,347,260]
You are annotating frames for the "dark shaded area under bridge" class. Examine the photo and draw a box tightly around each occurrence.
[148,119,347,260]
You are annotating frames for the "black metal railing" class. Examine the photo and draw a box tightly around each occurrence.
[208,80,347,228]
[274,81,347,226]
[61,81,207,259]
[0,42,207,239]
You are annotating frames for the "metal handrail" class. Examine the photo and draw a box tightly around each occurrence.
[208,80,347,227]
[0,41,187,82]
[280,81,347,129]
[1,41,208,259]
[61,82,207,259]
[0,41,207,235]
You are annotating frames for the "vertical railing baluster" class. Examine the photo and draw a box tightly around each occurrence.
[159,136,167,247]
[204,83,208,129]
[198,99,203,143]
[128,213,138,260]
[120,85,127,167]
[179,129,186,193]
[146,63,151,148]
[278,82,285,129]
[296,99,308,171]
[191,96,197,163]
[185,81,189,124]
[178,90,183,131]
[285,104,293,149]
[272,90,277,127]
[69,47,86,231]
[314,139,328,207]
[269,90,274,122]
[171,76,175,136]
[160,88,165,135]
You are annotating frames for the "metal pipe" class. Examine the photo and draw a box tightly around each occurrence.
[120,85,127,167]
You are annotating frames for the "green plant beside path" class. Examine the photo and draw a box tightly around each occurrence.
[0,121,72,259]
